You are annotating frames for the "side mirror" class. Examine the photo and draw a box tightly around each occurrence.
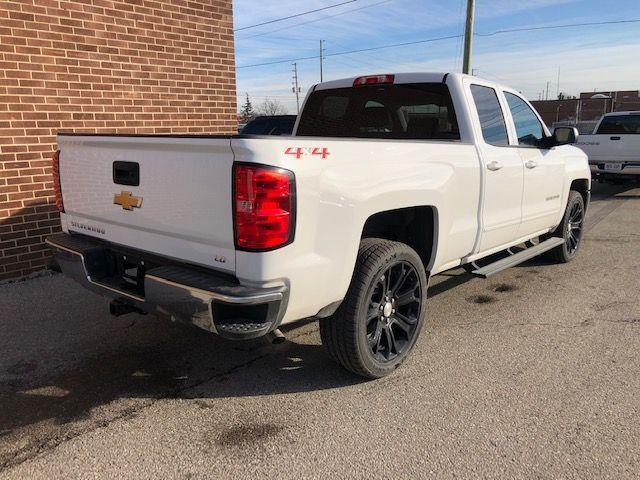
[553,126,579,146]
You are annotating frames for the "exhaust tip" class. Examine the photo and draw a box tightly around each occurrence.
[267,329,286,344]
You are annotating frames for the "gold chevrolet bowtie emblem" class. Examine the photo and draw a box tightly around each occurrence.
[114,191,142,211]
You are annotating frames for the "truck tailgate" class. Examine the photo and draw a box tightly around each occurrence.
[57,135,236,273]
[577,134,640,162]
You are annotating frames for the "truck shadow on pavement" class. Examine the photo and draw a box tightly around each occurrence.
[2,261,513,446]
[0,288,359,448]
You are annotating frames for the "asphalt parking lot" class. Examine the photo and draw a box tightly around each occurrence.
[0,182,638,479]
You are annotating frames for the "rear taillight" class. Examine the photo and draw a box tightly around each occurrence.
[52,150,64,212]
[233,163,295,251]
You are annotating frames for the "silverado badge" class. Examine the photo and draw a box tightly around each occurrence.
[114,191,142,211]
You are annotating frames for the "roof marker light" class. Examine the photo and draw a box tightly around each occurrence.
[353,74,395,87]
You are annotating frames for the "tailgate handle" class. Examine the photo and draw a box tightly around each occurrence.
[113,161,140,186]
[610,136,621,141]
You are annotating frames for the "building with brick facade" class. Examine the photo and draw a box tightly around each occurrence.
[0,0,236,281]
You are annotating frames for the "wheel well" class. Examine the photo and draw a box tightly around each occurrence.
[570,178,590,205]
[361,206,436,270]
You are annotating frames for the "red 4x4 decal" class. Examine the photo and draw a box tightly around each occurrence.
[285,147,330,159]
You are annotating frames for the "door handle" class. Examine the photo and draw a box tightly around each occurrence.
[113,161,140,186]
[486,161,503,171]
[525,160,538,169]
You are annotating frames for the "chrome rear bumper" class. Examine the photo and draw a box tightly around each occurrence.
[46,234,288,340]
[590,162,640,176]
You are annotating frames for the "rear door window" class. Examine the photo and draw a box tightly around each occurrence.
[296,83,460,140]
[470,85,509,146]
[596,115,640,134]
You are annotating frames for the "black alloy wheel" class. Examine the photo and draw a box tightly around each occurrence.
[319,239,428,378]
[565,200,584,255]
[545,190,586,263]
[366,261,421,363]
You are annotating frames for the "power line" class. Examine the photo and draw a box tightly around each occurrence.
[475,19,640,36]
[237,34,461,69]
[470,68,507,84]
[239,53,320,70]
[237,95,295,98]
[330,39,421,71]
[234,0,357,32]
[331,34,464,57]
[237,0,392,40]
[237,18,640,70]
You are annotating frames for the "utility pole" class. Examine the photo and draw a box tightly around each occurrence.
[556,66,561,99]
[292,62,301,114]
[462,0,475,74]
[545,81,550,101]
[319,40,325,82]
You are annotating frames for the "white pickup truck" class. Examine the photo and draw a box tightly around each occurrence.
[576,111,640,181]
[47,73,591,378]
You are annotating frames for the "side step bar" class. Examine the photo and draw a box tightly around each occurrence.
[471,237,565,278]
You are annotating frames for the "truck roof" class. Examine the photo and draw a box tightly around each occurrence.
[600,111,640,117]
[313,72,501,91]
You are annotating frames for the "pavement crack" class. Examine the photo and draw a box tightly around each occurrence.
[594,301,631,312]
[584,196,629,233]
[0,403,152,472]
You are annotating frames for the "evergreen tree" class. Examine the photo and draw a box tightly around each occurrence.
[240,93,255,122]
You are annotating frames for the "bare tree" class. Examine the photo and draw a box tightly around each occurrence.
[257,98,288,116]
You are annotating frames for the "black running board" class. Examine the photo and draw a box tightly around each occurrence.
[470,237,565,278]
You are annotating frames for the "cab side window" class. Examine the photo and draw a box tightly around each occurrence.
[504,92,546,148]
[470,85,509,146]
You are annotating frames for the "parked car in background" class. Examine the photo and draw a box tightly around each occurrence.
[240,115,297,136]
[576,111,640,182]
[47,73,590,378]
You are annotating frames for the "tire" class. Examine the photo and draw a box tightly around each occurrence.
[544,191,585,263]
[319,238,428,378]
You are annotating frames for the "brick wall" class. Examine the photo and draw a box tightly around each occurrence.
[0,0,236,281]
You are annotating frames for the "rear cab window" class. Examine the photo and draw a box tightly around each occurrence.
[596,114,640,134]
[296,83,460,140]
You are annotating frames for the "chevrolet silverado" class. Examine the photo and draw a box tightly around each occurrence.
[47,73,591,378]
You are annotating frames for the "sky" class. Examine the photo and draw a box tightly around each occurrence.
[233,0,640,114]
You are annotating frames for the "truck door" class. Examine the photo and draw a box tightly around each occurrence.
[503,91,565,236]
[468,83,524,252]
